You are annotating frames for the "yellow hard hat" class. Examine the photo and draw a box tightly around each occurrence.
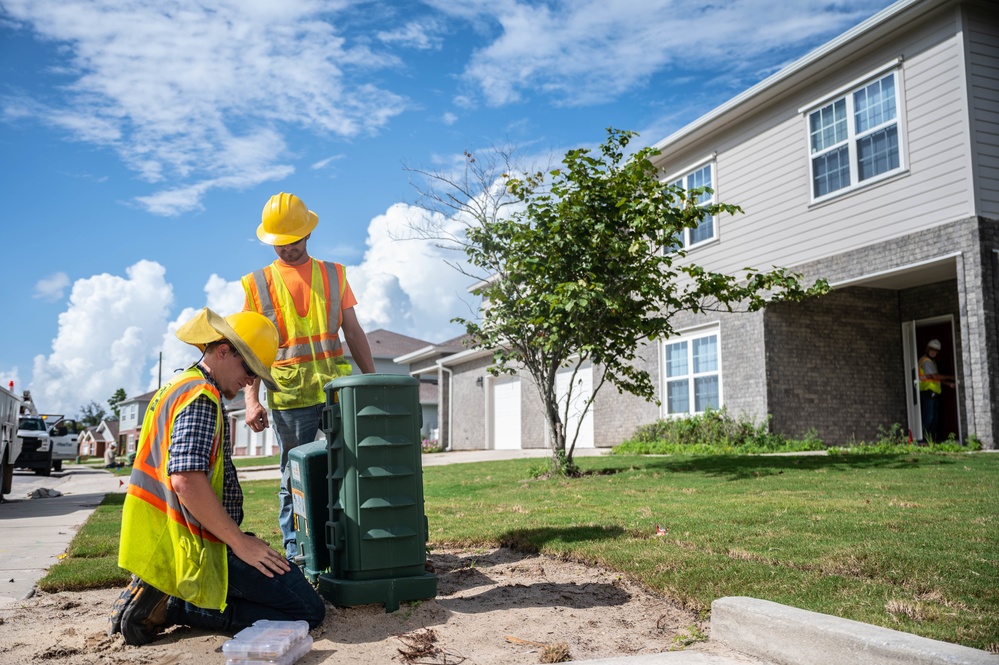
[175,308,280,391]
[257,192,318,246]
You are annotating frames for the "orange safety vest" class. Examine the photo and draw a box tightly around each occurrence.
[118,368,229,610]
[242,259,353,409]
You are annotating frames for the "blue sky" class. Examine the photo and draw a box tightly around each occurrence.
[0,0,894,417]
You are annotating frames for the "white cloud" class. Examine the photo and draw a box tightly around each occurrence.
[377,19,444,50]
[441,112,458,125]
[312,154,346,170]
[347,202,477,344]
[33,272,71,301]
[29,260,174,417]
[2,0,407,214]
[427,0,890,107]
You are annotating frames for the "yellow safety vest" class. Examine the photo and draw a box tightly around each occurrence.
[918,355,941,394]
[242,259,353,410]
[118,368,229,611]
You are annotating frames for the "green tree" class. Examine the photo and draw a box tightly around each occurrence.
[107,387,127,419]
[78,400,107,427]
[411,128,828,475]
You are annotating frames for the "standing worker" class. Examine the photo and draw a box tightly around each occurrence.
[917,339,955,443]
[242,192,375,560]
[109,308,325,645]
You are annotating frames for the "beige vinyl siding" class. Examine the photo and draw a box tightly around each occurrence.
[967,4,999,217]
[663,5,975,278]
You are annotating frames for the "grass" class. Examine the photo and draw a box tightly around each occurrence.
[41,451,999,651]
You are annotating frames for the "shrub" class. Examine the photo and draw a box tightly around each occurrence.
[614,408,824,455]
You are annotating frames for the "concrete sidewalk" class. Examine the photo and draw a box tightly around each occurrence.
[0,466,126,607]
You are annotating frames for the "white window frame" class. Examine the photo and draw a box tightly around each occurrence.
[661,325,722,418]
[803,63,906,203]
[664,159,717,249]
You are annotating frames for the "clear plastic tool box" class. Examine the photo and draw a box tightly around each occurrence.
[222,620,313,665]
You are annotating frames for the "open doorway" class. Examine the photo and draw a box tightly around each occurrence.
[905,318,961,442]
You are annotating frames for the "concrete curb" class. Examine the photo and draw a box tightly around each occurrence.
[711,597,997,665]
[571,653,760,664]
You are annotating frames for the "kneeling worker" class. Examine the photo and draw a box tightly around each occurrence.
[108,308,325,645]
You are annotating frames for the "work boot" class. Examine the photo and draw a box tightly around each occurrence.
[120,580,170,646]
[107,575,142,637]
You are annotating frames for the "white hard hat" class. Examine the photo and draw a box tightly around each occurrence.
[927,339,942,350]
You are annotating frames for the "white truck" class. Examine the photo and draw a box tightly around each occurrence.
[12,391,82,475]
[1,384,23,501]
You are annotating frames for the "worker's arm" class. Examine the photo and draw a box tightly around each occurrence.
[171,471,290,577]
[341,307,375,374]
[243,378,268,432]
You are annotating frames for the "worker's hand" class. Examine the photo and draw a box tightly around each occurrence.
[245,401,269,433]
[231,532,291,578]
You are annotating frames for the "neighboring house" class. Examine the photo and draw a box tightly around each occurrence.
[395,334,471,448]
[436,0,999,450]
[227,391,280,458]
[78,420,119,459]
[116,390,156,455]
[345,329,439,438]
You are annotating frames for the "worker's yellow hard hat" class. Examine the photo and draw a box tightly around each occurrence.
[257,192,319,246]
[176,308,280,391]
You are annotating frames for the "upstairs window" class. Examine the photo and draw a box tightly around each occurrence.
[808,71,902,200]
[668,163,716,248]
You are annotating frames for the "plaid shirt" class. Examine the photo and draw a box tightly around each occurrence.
[166,365,243,525]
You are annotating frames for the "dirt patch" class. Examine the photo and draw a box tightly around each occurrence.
[0,547,759,664]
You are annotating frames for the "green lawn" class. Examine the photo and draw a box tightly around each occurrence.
[43,451,999,651]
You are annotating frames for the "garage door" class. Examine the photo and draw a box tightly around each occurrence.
[492,375,521,450]
[556,364,594,449]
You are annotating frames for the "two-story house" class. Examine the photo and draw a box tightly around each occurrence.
[436,0,998,450]
[116,390,156,454]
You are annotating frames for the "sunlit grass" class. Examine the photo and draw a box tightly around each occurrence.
[42,451,999,650]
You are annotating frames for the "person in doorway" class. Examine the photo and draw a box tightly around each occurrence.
[917,339,955,443]
[108,308,325,646]
[242,192,375,560]
[104,442,119,469]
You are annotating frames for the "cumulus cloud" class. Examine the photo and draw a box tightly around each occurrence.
[347,202,479,344]
[2,0,407,215]
[33,272,71,301]
[29,260,174,417]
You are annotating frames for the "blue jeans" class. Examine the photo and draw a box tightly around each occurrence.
[166,549,326,633]
[272,404,325,559]
[920,391,939,442]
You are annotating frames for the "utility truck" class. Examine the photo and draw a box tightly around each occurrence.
[1,383,22,501]
[13,391,82,475]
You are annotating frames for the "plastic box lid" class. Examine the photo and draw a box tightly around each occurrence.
[225,635,313,665]
[222,620,310,660]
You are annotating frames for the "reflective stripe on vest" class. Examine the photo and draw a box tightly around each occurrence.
[118,368,229,611]
[242,259,353,409]
[918,355,941,394]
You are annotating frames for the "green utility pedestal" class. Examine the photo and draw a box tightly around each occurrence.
[317,373,437,612]
[287,440,332,582]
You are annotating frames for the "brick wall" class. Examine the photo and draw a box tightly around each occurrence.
[765,287,906,443]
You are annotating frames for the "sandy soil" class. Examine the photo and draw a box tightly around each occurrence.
[0,547,759,665]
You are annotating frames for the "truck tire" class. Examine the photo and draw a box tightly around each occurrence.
[52,459,62,472]
[1,452,9,498]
